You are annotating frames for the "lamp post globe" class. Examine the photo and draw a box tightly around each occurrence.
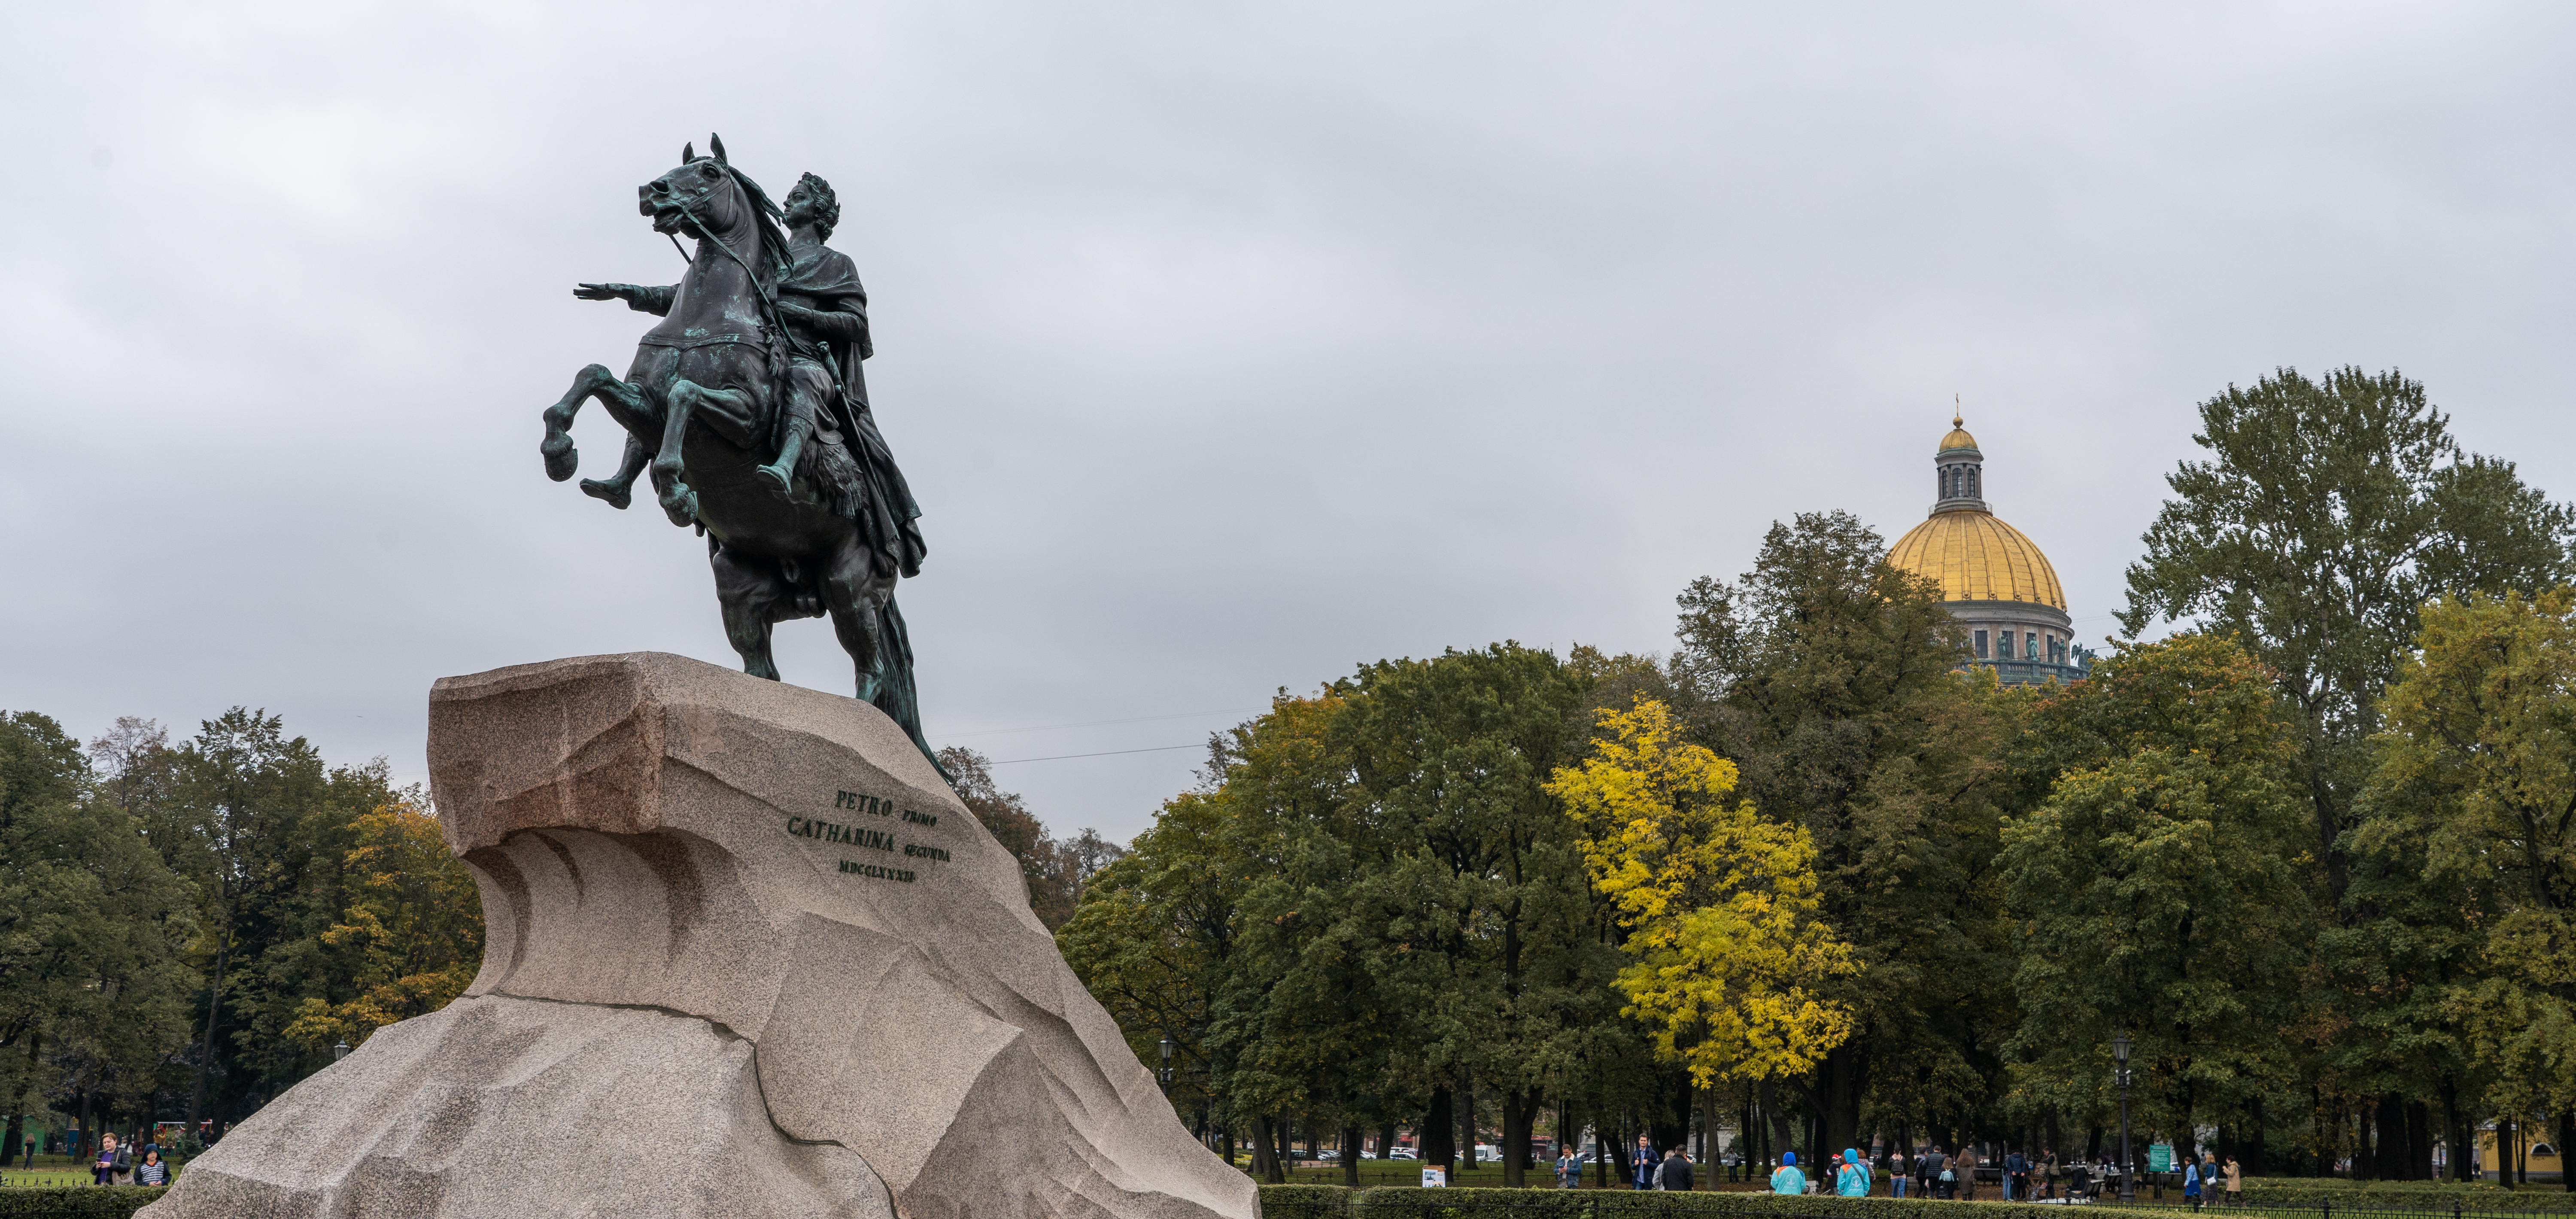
[1157,1037,1173,1098]
[333,1040,350,1063]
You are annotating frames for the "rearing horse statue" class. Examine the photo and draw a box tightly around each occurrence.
[535,136,939,770]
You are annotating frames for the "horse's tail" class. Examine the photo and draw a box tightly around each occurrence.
[872,596,945,782]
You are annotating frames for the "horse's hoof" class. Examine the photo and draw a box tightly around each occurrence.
[580,479,632,510]
[541,433,577,482]
[754,463,792,496]
[660,485,698,528]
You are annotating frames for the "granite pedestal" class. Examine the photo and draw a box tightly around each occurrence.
[141,652,1255,1219]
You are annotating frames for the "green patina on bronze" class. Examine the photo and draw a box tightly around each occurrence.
[536,135,940,772]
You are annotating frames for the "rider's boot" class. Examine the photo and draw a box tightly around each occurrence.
[581,437,650,510]
[756,398,817,496]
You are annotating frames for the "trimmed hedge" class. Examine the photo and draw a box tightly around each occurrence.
[1261,1186,2079,1219]
[0,1187,169,1217]
[1256,1185,2576,1219]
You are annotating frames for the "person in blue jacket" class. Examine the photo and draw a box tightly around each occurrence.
[1771,1150,1807,1195]
[1838,1148,1871,1196]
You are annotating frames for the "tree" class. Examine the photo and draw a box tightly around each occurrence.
[1336,645,1614,1186]
[938,746,1124,929]
[1998,634,2314,1166]
[0,711,197,1165]
[280,795,484,1055]
[2120,366,2576,912]
[1547,697,1856,1088]
[1673,510,2011,1161]
[1058,789,1246,1161]
[154,708,332,1132]
[2367,590,2576,1178]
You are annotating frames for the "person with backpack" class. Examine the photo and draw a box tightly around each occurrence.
[1771,1150,1807,1195]
[1632,1138,1655,1191]
[1838,1147,1871,1196]
[136,1149,168,1187]
[1890,1148,1909,1198]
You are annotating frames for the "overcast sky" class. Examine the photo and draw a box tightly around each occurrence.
[5,2,2572,844]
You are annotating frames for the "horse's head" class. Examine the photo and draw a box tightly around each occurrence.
[639,137,747,237]
[638,135,790,275]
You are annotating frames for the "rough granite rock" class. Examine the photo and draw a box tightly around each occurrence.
[143,652,1255,1219]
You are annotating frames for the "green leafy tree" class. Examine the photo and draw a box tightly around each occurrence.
[1336,645,1614,1186]
[1674,510,2012,1161]
[1998,634,2313,1166]
[0,711,197,1164]
[2119,366,2576,910]
[2366,590,2576,1176]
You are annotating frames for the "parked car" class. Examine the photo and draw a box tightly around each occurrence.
[1388,1150,1419,1161]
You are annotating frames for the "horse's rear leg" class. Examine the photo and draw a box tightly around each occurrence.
[709,541,788,681]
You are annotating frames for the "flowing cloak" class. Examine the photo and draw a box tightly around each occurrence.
[777,243,928,581]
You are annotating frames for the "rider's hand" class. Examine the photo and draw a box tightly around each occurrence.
[573,283,632,301]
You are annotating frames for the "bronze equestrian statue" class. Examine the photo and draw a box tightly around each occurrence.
[536,135,938,770]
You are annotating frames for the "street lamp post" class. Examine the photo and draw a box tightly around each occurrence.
[2113,1031,2134,1204]
[333,1040,350,1064]
[1158,1038,1174,1099]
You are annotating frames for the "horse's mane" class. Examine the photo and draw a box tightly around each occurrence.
[692,156,793,282]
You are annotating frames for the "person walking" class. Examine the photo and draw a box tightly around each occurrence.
[1890,1148,1909,1198]
[1771,1150,1807,1195]
[137,1149,168,1187]
[1838,1148,1872,1197]
[1656,1148,1695,1192]
[1556,1148,1578,1189]
[1632,1138,1656,1191]
[2224,1156,2243,1206]
[2183,1155,2204,1211]
[2003,1148,2022,1201]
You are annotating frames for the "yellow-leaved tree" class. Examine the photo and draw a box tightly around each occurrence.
[1545,696,1856,1085]
[283,797,485,1053]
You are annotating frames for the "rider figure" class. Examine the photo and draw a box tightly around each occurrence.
[571,173,918,579]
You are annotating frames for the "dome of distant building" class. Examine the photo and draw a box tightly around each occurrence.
[1886,413,2087,685]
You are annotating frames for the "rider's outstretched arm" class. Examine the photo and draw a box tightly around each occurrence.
[572,283,678,316]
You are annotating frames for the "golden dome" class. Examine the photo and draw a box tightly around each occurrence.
[1888,510,2066,610]
[1940,413,1979,452]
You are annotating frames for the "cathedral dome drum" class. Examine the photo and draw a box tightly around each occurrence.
[1886,413,2087,684]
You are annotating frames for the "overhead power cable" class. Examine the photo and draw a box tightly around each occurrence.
[987,744,1205,766]
[941,706,1266,739]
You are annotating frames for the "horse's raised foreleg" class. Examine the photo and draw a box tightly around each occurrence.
[540,365,657,511]
[653,379,767,528]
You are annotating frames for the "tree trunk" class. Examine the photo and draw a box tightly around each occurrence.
[1459,1072,1478,1176]
[1502,1091,1529,1188]
[185,920,234,1132]
[2249,1095,2266,1176]
[2497,1114,2513,1186]
[1342,1125,1362,1188]
[1251,1116,1279,1183]
[2409,1101,2432,1181]
[2444,1079,2468,1182]
[2558,1112,2574,1192]
[1424,1088,1456,1176]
